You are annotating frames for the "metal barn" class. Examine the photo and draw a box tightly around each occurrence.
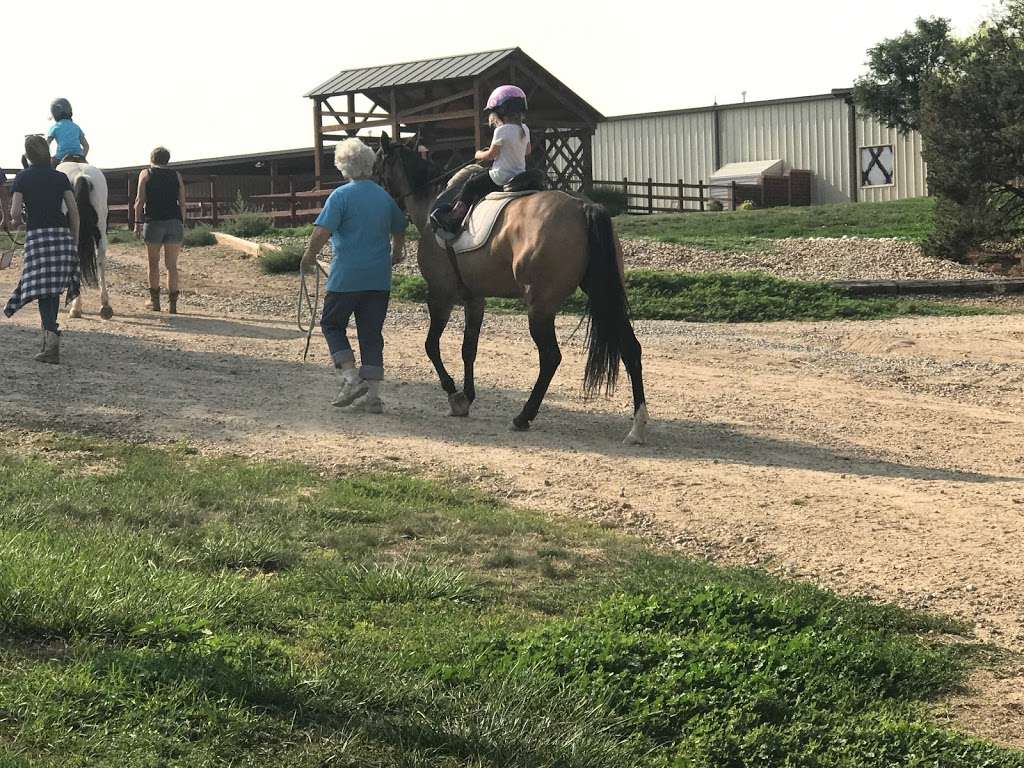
[592,90,928,207]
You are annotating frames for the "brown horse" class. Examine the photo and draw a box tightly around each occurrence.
[375,135,648,445]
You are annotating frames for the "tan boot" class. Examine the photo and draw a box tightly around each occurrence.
[168,291,179,315]
[34,331,60,365]
[146,288,161,311]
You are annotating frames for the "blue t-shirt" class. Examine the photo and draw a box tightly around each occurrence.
[315,180,406,293]
[47,119,84,160]
[11,167,71,230]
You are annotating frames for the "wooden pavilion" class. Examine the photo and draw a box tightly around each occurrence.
[305,48,602,192]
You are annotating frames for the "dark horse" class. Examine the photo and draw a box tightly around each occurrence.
[375,136,649,444]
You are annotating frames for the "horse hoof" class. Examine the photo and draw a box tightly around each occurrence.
[510,417,530,432]
[99,306,113,320]
[448,392,471,417]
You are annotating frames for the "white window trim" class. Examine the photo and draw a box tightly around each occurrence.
[859,144,896,189]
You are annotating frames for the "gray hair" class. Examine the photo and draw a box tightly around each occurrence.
[334,138,376,180]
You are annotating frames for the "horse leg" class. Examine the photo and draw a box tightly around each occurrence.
[424,299,459,412]
[512,314,561,432]
[620,320,649,445]
[450,297,485,417]
[97,230,113,319]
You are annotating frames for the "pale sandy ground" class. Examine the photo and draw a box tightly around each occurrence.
[1,243,1022,747]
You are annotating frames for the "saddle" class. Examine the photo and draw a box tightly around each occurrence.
[431,169,548,253]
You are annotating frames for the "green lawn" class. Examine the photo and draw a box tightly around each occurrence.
[0,433,1020,767]
[614,198,937,252]
[393,270,1003,323]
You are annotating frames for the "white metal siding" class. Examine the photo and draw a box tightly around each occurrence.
[856,116,928,202]
[718,99,850,204]
[593,112,715,209]
[593,95,930,207]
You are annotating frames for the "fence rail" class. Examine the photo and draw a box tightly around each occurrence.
[593,171,813,214]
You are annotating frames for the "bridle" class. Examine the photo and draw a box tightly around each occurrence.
[377,145,472,210]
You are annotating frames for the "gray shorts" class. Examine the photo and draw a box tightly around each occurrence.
[143,219,184,245]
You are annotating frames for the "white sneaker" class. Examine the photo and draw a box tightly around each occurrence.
[332,378,369,407]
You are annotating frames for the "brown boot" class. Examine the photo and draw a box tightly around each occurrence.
[168,291,179,315]
[34,331,60,365]
[146,288,161,311]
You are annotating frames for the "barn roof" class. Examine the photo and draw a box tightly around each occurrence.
[305,48,518,97]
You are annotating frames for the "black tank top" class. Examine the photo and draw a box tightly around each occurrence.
[143,166,182,222]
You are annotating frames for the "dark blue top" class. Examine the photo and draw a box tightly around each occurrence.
[11,167,72,230]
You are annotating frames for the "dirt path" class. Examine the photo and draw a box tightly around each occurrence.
[1,244,1023,745]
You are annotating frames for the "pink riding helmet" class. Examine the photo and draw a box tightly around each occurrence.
[485,85,528,113]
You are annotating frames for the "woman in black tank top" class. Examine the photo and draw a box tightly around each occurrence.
[134,146,186,313]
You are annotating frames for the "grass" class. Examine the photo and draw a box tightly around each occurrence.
[614,197,937,252]
[183,224,216,247]
[393,270,1003,323]
[0,431,1020,767]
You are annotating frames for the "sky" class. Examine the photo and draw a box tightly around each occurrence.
[2,0,993,169]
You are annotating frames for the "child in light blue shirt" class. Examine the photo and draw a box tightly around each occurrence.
[46,98,89,163]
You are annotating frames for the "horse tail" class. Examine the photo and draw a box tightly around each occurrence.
[73,175,100,287]
[580,202,630,396]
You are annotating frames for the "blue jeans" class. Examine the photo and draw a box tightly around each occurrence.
[37,295,60,333]
[320,290,390,381]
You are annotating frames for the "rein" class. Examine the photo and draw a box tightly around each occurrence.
[297,260,329,361]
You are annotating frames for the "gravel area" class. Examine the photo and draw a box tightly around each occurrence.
[620,237,999,281]
[258,233,998,283]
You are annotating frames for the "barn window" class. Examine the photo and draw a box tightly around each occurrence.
[861,145,894,187]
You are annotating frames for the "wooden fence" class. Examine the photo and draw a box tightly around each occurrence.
[593,170,813,214]
[103,175,339,228]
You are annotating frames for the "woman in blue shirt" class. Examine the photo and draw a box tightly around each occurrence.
[301,138,407,413]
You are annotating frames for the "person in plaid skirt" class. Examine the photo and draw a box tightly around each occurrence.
[4,135,81,364]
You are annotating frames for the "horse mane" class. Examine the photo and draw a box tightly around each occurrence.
[447,165,483,190]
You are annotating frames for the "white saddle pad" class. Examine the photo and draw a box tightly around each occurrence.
[436,190,537,254]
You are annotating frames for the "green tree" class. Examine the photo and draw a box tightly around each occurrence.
[856,2,1024,256]
[853,17,959,134]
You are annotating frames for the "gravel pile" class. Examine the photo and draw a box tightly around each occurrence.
[620,237,993,282]
[257,233,995,283]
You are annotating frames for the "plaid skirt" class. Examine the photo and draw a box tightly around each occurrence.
[3,227,81,317]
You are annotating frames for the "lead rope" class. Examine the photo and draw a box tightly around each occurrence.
[298,260,329,361]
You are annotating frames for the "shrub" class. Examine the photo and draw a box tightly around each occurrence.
[258,244,304,274]
[737,199,757,211]
[587,186,629,217]
[223,213,273,238]
[183,225,216,247]
[707,199,724,212]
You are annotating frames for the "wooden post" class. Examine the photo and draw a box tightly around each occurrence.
[472,79,483,150]
[210,176,218,226]
[760,181,767,209]
[313,97,323,190]
[698,179,705,212]
[346,94,357,137]
[622,176,628,211]
[127,177,135,228]
[647,177,654,215]
[731,180,737,211]
[269,160,277,195]
[581,130,594,195]
[289,176,296,227]
[390,88,400,144]
[787,174,794,206]
[678,179,684,212]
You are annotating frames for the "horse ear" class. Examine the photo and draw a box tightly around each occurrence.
[379,133,391,151]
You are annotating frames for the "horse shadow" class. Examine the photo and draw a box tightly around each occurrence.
[0,323,1014,486]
